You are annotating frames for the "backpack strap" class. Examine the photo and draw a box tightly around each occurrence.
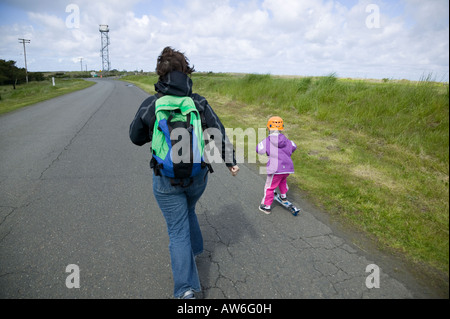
[150,157,163,176]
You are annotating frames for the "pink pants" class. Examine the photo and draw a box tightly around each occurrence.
[261,174,289,206]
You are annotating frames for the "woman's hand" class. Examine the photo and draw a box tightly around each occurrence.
[228,165,240,176]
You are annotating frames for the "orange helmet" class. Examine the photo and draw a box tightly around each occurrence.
[267,116,284,131]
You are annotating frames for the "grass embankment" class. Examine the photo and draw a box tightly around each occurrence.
[0,78,95,115]
[123,73,449,275]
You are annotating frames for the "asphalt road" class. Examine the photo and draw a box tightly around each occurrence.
[0,79,443,299]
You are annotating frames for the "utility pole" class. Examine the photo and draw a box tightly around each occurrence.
[18,38,30,83]
[79,58,83,72]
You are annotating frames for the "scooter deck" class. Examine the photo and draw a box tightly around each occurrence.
[274,191,301,216]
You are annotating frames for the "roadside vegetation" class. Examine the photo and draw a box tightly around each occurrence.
[0,78,95,115]
[0,59,96,115]
[0,58,144,115]
[123,72,449,277]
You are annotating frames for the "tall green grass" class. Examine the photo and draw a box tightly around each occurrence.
[192,73,448,163]
[123,73,449,275]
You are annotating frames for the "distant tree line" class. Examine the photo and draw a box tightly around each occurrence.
[0,59,44,88]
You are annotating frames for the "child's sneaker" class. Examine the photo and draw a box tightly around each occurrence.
[280,195,288,203]
[259,204,271,214]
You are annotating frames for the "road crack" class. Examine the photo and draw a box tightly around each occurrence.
[38,92,109,180]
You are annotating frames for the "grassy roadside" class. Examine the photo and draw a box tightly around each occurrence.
[0,78,95,115]
[123,73,449,275]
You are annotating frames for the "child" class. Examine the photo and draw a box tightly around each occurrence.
[257,116,297,214]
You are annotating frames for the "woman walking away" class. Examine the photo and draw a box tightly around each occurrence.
[129,47,239,299]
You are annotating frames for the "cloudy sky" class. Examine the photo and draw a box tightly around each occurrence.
[0,0,448,81]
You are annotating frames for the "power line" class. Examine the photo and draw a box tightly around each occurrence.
[18,38,30,84]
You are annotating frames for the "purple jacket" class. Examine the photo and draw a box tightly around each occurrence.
[257,133,297,175]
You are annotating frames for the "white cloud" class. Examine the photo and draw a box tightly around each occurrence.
[0,0,448,81]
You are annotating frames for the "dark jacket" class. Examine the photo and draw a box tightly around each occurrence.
[129,71,237,167]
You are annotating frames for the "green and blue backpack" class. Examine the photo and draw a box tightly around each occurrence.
[151,95,206,179]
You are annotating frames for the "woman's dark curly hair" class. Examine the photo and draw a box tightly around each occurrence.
[156,46,195,78]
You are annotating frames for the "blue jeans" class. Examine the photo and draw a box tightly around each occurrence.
[152,168,208,298]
